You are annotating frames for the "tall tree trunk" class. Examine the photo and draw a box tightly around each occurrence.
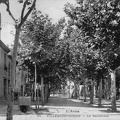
[46,83,49,102]
[106,75,111,100]
[48,82,50,98]
[98,79,102,107]
[34,63,37,101]
[44,84,47,103]
[110,70,117,111]
[69,80,71,98]
[90,80,94,104]
[34,63,37,109]
[6,27,20,120]
[37,84,39,110]
[44,83,49,103]
[41,77,44,106]
[84,78,87,102]
[104,79,107,99]
[74,81,77,99]
[48,88,50,98]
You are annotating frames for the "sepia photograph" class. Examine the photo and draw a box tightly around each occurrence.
[0,0,120,120]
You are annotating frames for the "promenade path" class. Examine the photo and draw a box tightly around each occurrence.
[0,94,120,120]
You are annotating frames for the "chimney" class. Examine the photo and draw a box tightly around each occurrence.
[0,12,1,40]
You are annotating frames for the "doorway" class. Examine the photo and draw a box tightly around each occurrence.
[4,79,7,100]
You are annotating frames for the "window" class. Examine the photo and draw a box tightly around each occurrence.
[8,62,10,77]
[4,53,7,71]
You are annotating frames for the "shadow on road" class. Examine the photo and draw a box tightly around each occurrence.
[46,96,90,107]
[99,109,120,113]
[32,95,120,116]
[1,94,120,117]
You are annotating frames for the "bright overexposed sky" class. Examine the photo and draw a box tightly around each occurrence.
[0,0,76,47]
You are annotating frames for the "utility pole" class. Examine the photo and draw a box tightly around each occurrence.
[34,63,37,101]
[37,84,39,109]
[34,62,38,110]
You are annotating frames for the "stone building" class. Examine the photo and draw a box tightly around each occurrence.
[0,40,28,100]
[0,40,11,100]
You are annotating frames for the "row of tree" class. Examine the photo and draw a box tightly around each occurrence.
[16,9,71,106]
[63,0,120,112]
[1,0,120,120]
[18,0,120,113]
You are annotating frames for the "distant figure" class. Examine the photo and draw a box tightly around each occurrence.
[53,90,55,96]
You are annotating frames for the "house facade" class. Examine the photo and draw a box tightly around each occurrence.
[0,40,11,100]
[0,41,34,100]
[0,40,27,100]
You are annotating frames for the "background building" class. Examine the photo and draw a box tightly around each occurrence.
[0,40,11,100]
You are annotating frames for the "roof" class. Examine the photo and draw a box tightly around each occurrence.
[0,40,10,53]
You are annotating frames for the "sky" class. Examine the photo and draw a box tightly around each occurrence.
[0,0,76,47]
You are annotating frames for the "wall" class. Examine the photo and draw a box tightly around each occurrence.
[0,47,11,99]
[0,47,4,97]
